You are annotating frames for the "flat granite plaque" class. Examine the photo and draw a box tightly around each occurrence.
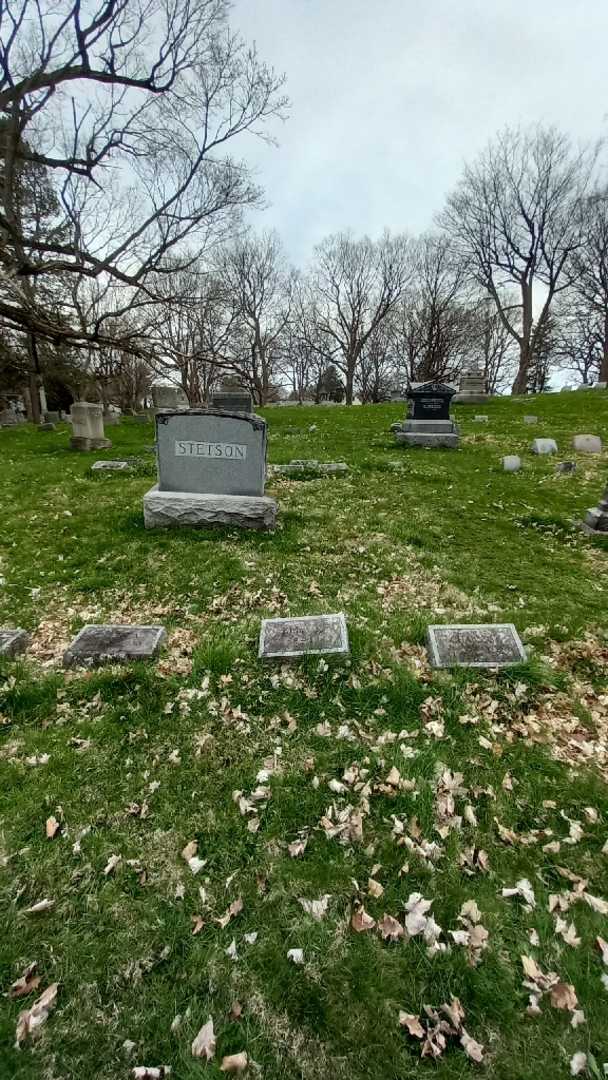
[259,613,349,659]
[426,623,527,669]
[63,625,166,668]
[0,628,29,657]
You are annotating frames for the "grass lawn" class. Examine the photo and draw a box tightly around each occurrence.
[1,391,608,1080]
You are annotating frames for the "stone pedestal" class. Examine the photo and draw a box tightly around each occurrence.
[70,402,111,451]
[453,367,490,405]
[210,390,253,414]
[582,483,608,534]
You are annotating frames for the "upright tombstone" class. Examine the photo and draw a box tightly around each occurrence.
[394,381,459,448]
[103,404,121,426]
[452,365,490,405]
[143,409,277,530]
[69,402,111,451]
[151,384,189,411]
[210,383,253,414]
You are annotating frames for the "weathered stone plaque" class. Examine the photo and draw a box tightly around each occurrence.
[0,628,29,657]
[63,625,166,668]
[91,460,134,471]
[426,623,527,669]
[155,410,266,496]
[572,434,602,453]
[259,613,349,659]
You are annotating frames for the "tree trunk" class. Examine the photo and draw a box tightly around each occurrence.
[345,361,354,405]
[510,281,533,394]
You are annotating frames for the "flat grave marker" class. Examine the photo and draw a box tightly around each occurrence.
[259,613,349,660]
[63,625,166,668]
[426,623,527,669]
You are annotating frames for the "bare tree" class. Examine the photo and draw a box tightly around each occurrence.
[218,230,292,404]
[565,190,608,383]
[389,233,474,385]
[0,0,287,351]
[440,126,600,394]
[308,231,411,404]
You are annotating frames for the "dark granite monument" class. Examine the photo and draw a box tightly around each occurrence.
[393,381,459,448]
[582,481,608,535]
[0,628,29,657]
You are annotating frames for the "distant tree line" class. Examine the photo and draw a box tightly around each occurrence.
[1,2,606,413]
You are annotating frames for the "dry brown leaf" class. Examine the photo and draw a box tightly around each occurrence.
[191,915,204,935]
[288,838,307,858]
[399,1011,424,1038]
[351,906,376,932]
[23,898,54,916]
[550,982,578,1011]
[461,1030,484,1063]
[298,895,330,921]
[191,1017,215,1060]
[103,854,121,876]
[584,892,608,915]
[220,1051,248,1072]
[368,877,384,898]
[441,998,465,1030]
[45,816,60,839]
[378,914,405,941]
[181,840,198,862]
[14,983,58,1046]
[230,1001,243,1020]
[8,962,40,999]
[570,1052,588,1076]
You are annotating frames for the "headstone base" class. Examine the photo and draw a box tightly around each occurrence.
[143,485,277,530]
[452,393,490,404]
[70,436,112,451]
[395,420,459,449]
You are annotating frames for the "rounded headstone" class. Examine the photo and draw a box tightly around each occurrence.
[572,434,602,454]
[503,455,522,472]
[532,438,558,455]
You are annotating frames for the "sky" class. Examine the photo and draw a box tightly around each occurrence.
[231,0,608,267]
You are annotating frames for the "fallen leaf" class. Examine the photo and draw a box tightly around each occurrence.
[103,854,121,876]
[298,895,331,921]
[191,1017,215,1060]
[288,838,307,858]
[351,906,376,932]
[461,1030,484,1063]
[399,1011,424,1038]
[584,892,608,915]
[181,840,198,862]
[14,983,58,1046]
[8,962,41,999]
[45,817,60,839]
[368,877,384,898]
[230,1001,243,1020]
[378,914,405,941]
[220,1052,248,1073]
[550,982,578,1011]
[23,898,54,916]
[132,1070,172,1079]
[191,915,204,935]
[570,1052,587,1076]
[502,878,535,908]
[287,948,304,965]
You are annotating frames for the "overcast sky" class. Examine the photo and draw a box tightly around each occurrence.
[232,0,608,266]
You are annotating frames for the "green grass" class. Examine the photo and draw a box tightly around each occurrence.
[1,392,607,1079]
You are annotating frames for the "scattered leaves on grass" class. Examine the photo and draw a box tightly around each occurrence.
[132,1069,172,1079]
[399,998,483,1063]
[351,906,376,932]
[298,895,331,921]
[502,878,536,909]
[8,962,40,999]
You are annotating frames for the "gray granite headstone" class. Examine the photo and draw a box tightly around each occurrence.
[155,409,267,496]
[63,624,166,668]
[426,623,527,669]
[0,628,29,657]
[259,613,349,659]
[503,455,522,472]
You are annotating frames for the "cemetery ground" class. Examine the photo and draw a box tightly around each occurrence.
[1,393,608,1080]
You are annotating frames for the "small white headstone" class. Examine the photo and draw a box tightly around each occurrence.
[503,455,521,472]
[473,415,489,422]
[523,416,538,424]
[532,438,557,455]
[572,434,602,454]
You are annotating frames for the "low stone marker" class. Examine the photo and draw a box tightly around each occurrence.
[259,613,349,659]
[426,623,527,669]
[210,384,253,414]
[271,460,348,477]
[39,422,55,432]
[473,415,489,422]
[532,438,558,455]
[594,382,607,390]
[63,625,166,668]
[44,411,60,424]
[582,481,608,535]
[572,434,602,453]
[503,455,522,472]
[0,628,29,657]
[556,461,576,474]
[70,402,111,451]
[144,409,277,530]
[91,460,135,471]
[523,416,538,424]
